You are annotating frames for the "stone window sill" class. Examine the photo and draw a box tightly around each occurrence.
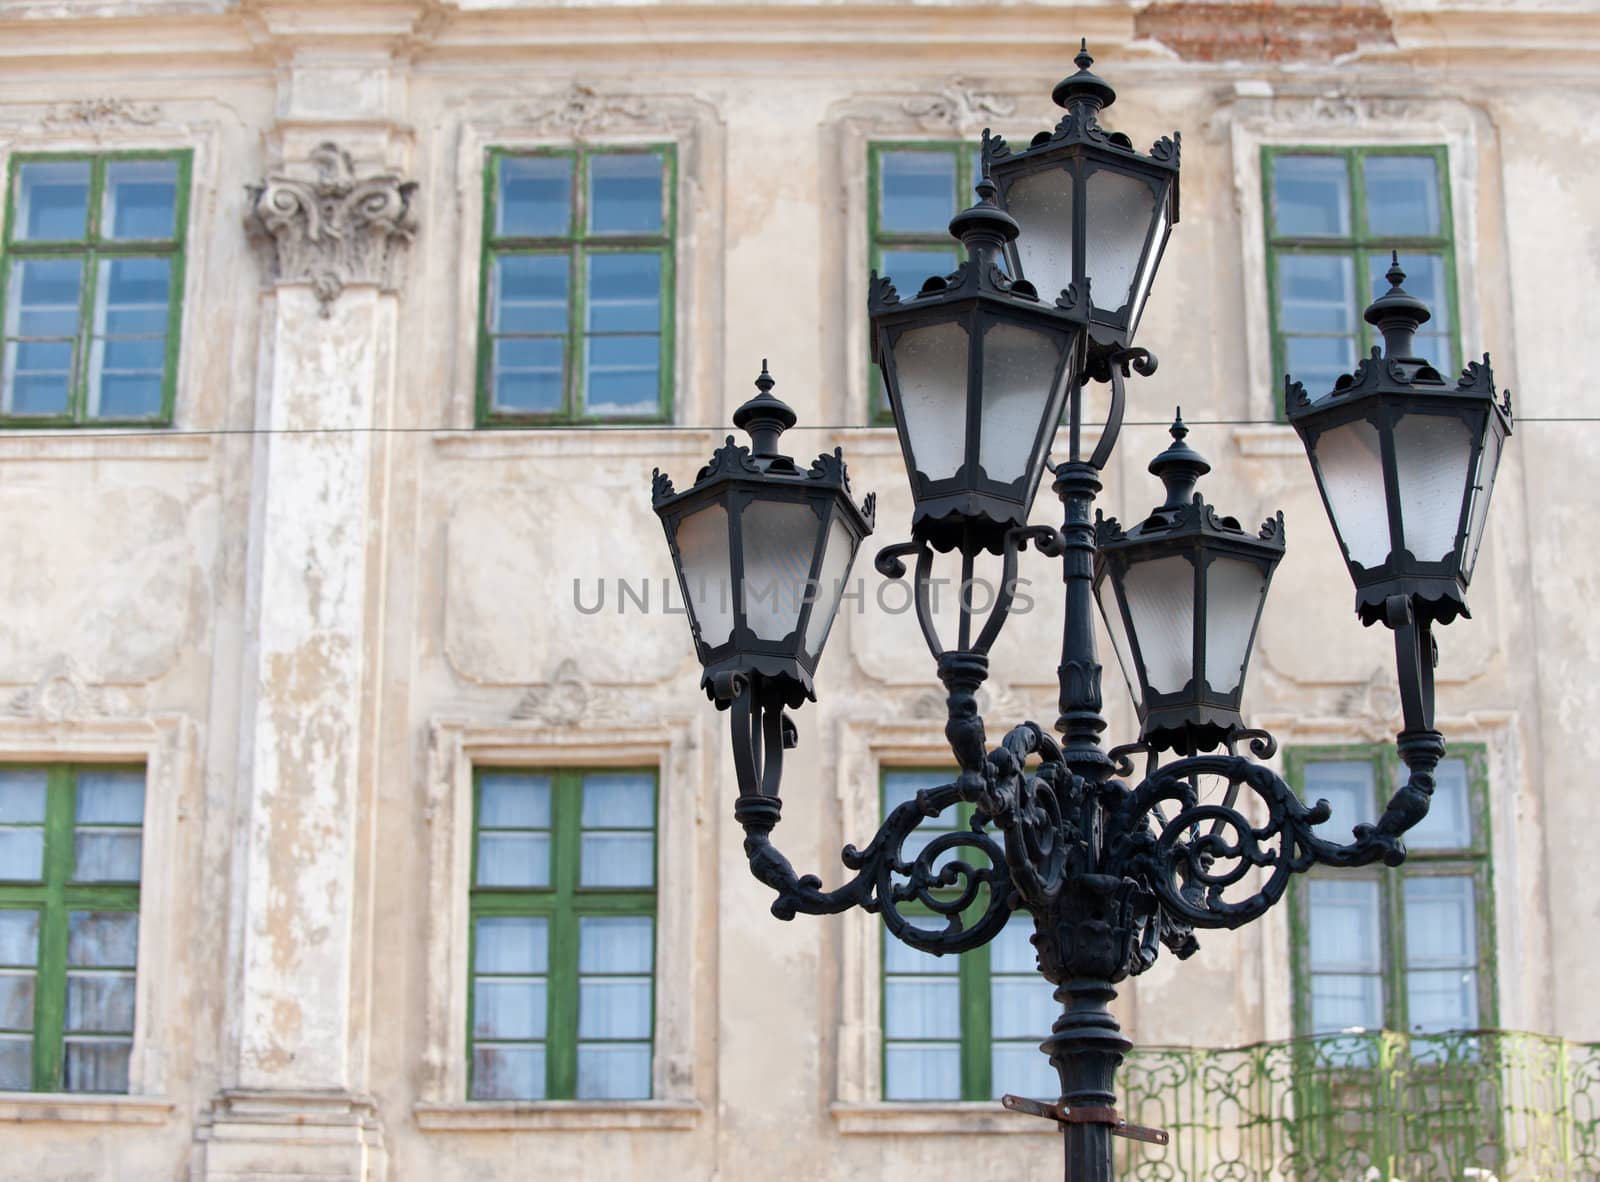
[413,1099,701,1132]
[0,1092,174,1125]
[1231,423,1301,458]
[829,1101,1053,1135]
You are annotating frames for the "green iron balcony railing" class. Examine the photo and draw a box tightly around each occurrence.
[1116,1030,1600,1181]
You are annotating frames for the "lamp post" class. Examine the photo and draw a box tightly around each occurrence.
[651,44,1511,1182]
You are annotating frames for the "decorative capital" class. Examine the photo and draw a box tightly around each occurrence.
[245,142,419,317]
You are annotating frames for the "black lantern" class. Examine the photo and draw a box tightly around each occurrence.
[1285,255,1513,628]
[982,41,1179,360]
[1094,415,1285,755]
[652,364,876,708]
[869,179,1084,556]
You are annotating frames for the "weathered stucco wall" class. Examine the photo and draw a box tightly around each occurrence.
[0,1,1594,1178]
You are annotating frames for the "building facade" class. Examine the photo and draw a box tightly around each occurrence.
[0,1,1596,1178]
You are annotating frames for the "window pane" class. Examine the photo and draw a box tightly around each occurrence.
[0,773,47,824]
[497,156,571,238]
[1404,876,1477,967]
[990,978,1057,1040]
[103,159,179,240]
[882,770,954,816]
[1310,973,1383,1033]
[587,253,660,334]
[65,971,135,1033]
[63,1037,130,1092]
[1272,155,1350,238]
[885,1043,960,1100]
[883,937,958,977]
[479,774,552,830]
[989,916,1038,975]
[16,160,90,240]
[879,248,958,298]
[576,1042,650,1099]
[473,977,547,1040]
[880,151,956,233]
[1363,155,1441,237]
[491,337,564,414]
[883,977,960,1040]
[1407,968,1478,1034]
[578,978,652,1039]
[6,259,83,338]
[474,916,548,975]
[89,256,170,419]
[0,911,39,966]
[584,334,659,418]
[1304,760,1376,839]
[580,833,654,887]
[1284,335,1358,399]
[493,254,568,336]
[1278,254,1356,333]
[581,773,653,828]
[0,970,35,1030]
[73,831,143,882]
[75,772,144,825]
[1308,878,1381,971]
[1406,757,1472,849]
[67,912,138,968]
[578,916,653,974]
[476,832,551,887]
[589,153,664,235]
[992,1043,1057,1102]
[0,1034,32,1089]
[0,829,44,881]
[472,1043,545,1100]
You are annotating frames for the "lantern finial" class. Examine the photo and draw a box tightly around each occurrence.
[733,359,798,460]
[1052,37,1118,114]
[1364,251,1433,360]
[1148,407,1211,510]
[948,177,1020,252]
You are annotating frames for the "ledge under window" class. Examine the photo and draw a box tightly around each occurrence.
[413,1099,701,1133]
[829,1101,1054,1136]
[0,1093,174,1125]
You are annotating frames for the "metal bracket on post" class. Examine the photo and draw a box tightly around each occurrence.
[1000,1094,1170,1146]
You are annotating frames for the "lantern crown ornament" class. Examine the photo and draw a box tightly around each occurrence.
[652,362,876,710]
[1286,254,1513,629]
[981,41,1180,367]
[869,178,1084,557]
[1094,412,1286,756]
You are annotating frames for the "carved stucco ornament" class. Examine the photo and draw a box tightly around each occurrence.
[902,76,1015,131]
[245,142,419,317]
[5,656,145,721]
[42,98,161,130]
[508,83,651,139]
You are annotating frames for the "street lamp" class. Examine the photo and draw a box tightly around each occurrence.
[651,45,1511,1181]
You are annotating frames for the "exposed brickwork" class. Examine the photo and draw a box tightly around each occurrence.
[1135,2,1396,62]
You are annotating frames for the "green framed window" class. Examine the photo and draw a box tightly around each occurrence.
[1264,145,1458,402]
[477,146,676,426]
[0,766,145,1093]
[867,143,984,424]
[468,768,658,1100]
[1287,744,1495,1041]
[879,768,1057,1101]
[1,151,189,426]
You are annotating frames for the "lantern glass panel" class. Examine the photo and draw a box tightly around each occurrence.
[1005,168,1075,301]
[1128,204,1168,337]
[1463,428,1503,581]
[1097,576,1141,709]
[1312,418,1390,569]
[1393,412,1475,563]
[740,498,820,642]
[891,321,970,482]
[1122,554,1196,695]
[804,514,858,659]
[1203,556,1268,695]
[674,502,733,646]
[1083,167,1156,315]
[978,320,1062,484]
